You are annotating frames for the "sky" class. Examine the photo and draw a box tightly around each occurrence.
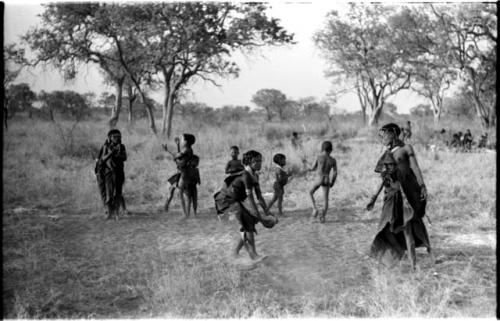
[4,1,432,114]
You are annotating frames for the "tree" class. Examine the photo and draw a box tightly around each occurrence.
[98,92,116,111]
[23,4,158,132]
[4,44,27,128]
[314,4,425,126]
[442,91,475,119]
[218,105,251,121]
[383,102,398,116]
[409,103,433,118]
[429,3,497,128]
[6,83,36,118]
[114,3,294,136]
[251,89,289,121]
[38,90,90,121]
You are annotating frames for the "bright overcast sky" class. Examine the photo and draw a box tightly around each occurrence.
[4,1,432,114]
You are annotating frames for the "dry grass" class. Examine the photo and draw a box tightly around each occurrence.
[2,114,496,318]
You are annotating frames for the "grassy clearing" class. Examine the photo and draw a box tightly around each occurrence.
[2,114,496,318]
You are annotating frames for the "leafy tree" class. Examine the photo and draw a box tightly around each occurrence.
[4,45,27,127]
[383,102,398,116]
[6,83,36,118]
[38,90,90,121]
[429,3,496,128]
[442,91,475,119]
[251,89,289,121]
[23,4,158,132]
[295,97,330,120]
[409,103,433,118]
[314,4,420,126]
[218,105,251,121]
[24,3,293,136]
[98,92,116,111]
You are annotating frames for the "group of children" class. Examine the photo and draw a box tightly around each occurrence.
[95,122,431,269]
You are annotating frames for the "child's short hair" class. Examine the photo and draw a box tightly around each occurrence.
[230,145,239,151]
[273,153,286,164]
[321,141,333,153]
[242,150,262,165]
[183,133,196,146]
[107,129,121,137]
[292,132,298,137]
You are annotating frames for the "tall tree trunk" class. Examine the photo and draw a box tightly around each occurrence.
[138,91,156,134]
[368,101,384,127]
[162,87,170,136]
[431,97,442,127]
[127,84,135,125]
[488,98,496,128]
[166,93,175,138]
[109,77,124,129]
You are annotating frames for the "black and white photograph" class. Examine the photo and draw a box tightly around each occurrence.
[3,0,496,318]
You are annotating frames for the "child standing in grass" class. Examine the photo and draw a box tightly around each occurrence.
[225,146,244,175]
[184,154,201,217]
[96,129,127,220]
[266,153,292,217]
[229,150,273,261]
[162,133,196,217]
[308,141,337,223]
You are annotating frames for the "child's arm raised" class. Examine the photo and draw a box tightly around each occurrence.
[366,181,384,211]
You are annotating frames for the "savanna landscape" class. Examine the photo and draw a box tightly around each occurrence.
[3,2,497,319]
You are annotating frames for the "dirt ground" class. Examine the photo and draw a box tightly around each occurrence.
[3,201,495,318]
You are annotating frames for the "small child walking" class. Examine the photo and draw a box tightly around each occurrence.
[308,141,337,223]
[266,153,292,217]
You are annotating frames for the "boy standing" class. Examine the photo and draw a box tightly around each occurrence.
[266,153,292,217]
[308,141,337,223]
[162,133,196,217]
[230,150,271,261]
[225,146,245,175]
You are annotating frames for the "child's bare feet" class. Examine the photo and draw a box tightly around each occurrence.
[319,215,326,223]
[311,208,319,218]
[252,254,267,262]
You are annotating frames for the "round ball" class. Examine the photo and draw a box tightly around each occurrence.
[261,215,278,228]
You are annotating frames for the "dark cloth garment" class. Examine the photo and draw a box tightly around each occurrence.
[100,142,127,172]
[375,143,427,218]
[167,173,181,185]
[235,202,259,233]
[225,159,244,174]
[214,170,261,233]
[103,167,125,207]
[183,167,200,186]
[96,141,127,210]
[175,147,193,170]
[370,179,430,259]
[167,147,194,188]
[214,173,243,214]
[183,168,200,196]
[371,147,431,259]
